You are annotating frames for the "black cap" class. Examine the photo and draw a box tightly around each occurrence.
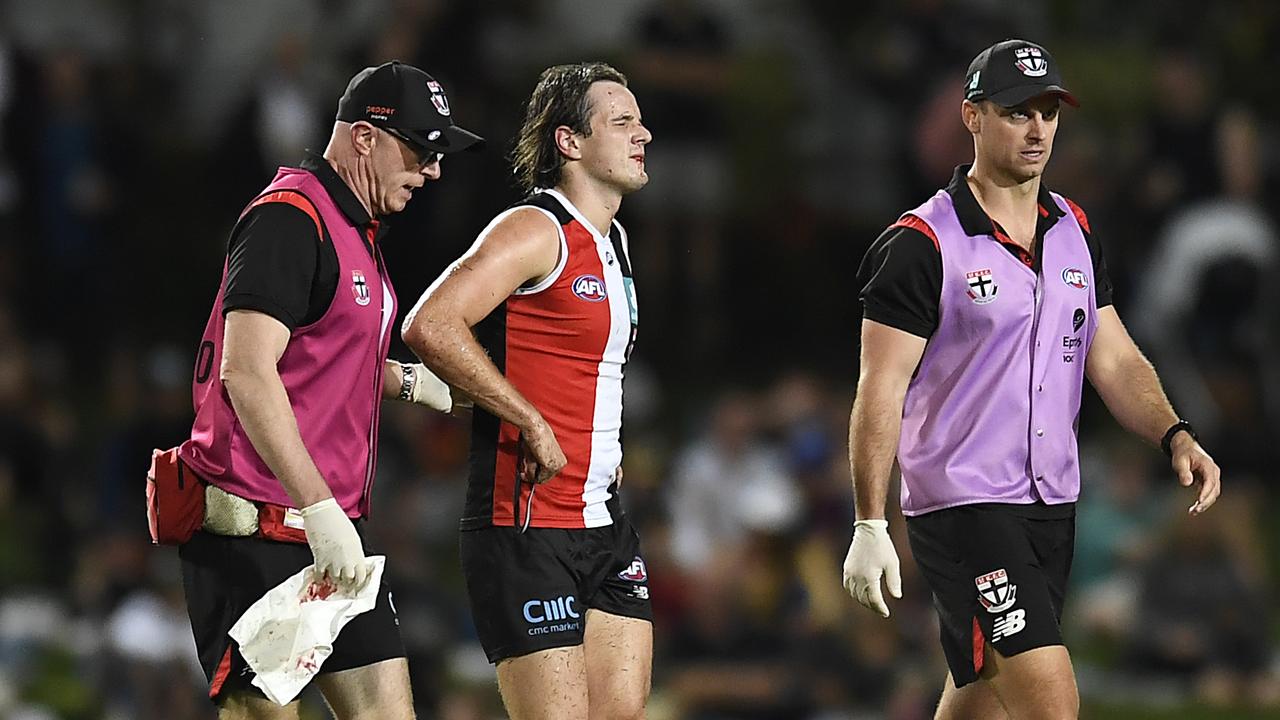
[964,40,1078,108]
[336,61,483,154]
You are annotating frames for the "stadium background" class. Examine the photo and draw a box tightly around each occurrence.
[0,0,1277,718]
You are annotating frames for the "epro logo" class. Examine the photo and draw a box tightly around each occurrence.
[1061,267,1089,289]
[572,274,608,302]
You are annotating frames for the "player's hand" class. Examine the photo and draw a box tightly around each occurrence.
[1170,433,1221,515]
[520,416,567,484]
[300,498,369,590]
[613,466,624,491]
[842,519,902,618]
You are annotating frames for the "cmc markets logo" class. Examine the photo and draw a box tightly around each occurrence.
[572,274,608,302]
[523,595,581,636]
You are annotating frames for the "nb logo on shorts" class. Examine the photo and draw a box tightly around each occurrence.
[975,568,1018,614]
[991,609,1027,641]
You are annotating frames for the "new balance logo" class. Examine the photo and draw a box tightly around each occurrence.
[991,609,1027,641]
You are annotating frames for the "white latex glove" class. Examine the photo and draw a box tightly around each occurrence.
[842,519,902,618]
[405,363,452,412]
[299,498,368,590]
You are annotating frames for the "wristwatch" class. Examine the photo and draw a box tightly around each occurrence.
[398,363,416,401]
[1160,420,1197,457]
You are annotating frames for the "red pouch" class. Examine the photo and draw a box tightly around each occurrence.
[257,503,309,544]
[145,447,205,545]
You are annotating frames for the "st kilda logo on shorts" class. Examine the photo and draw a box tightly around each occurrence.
[1014,46,1048,77]
[975,568,1018,614]
[966,268,998,305]
[351,270,371,306]
[572,274,608,302]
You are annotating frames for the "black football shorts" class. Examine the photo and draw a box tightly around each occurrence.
[179,529,405,704]
[459,515,653,663]
[906,502,1075,687]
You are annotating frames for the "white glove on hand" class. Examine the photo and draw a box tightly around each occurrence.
[406,363,452,412]
[300,498,368,590]
[842,519,903,618]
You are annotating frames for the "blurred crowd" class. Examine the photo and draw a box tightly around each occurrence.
[1,0,1278,718]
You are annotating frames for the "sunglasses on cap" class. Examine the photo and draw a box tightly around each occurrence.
[383,126,442,169]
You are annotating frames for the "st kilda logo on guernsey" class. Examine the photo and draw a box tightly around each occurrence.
[966,268,998,304]
[572,274,608,302]
[351,270,371,306]
[1014,46,1048,77]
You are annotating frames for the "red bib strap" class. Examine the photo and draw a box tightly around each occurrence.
[890,213,939,251]
[243,190,325,241]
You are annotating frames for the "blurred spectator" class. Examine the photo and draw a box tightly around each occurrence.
[1126,493,1280,708]
[1131,106,1279,474]
[668,392,801,573]
[626,0,735,366]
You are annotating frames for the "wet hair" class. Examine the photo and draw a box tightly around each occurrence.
[510,62,628,193]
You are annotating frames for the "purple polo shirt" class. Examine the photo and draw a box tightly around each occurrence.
[859,167,1105,516]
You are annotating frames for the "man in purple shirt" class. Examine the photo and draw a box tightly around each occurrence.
[842,40,1221,719]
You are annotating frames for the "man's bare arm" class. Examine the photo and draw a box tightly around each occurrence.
[401,208,566,481]
[849,319,927,519]
[1086,306,1221,513]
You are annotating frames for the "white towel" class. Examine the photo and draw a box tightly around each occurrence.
[228,556,386,705]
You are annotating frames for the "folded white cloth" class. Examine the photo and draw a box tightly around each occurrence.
[228,556,386,705]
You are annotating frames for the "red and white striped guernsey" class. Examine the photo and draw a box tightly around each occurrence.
[462,188,638,530]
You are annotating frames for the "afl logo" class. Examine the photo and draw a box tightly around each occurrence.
[1014,46,1048,77]
[618,557,648,583]
[1062,268,1089,289]
[572,274,607,302]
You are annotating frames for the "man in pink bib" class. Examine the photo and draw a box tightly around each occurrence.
[176,62,480,718]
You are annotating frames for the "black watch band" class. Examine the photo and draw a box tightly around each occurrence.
[1161,420,1197,457]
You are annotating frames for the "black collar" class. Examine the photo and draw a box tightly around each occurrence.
[945,164,1064,240]
[299,151,379,231]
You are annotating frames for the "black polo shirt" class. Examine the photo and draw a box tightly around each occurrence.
[858,164,1112,339]
[222,152,388,329]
